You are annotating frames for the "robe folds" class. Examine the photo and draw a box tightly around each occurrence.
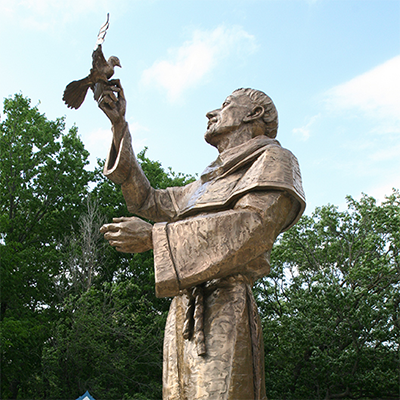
[104,124,306,400]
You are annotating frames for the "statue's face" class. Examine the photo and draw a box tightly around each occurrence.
[205,93,253,146]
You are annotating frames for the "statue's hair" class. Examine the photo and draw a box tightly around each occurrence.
[233,88,278,138]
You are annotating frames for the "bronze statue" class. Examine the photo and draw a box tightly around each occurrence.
[63,14,121,109]
[97,80,306,399]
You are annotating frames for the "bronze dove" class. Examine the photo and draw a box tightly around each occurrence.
[62,45,121,109]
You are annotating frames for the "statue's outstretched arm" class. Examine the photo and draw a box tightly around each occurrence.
[97,80,180,252]
[97,79,127,152]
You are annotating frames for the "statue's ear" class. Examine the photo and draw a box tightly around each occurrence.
[243,106,264,122]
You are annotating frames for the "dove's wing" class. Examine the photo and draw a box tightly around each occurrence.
[95,13,110,48]
[91,45,109,75]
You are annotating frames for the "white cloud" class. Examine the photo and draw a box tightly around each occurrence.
[292,114,320,141]
[325,55,400,133]
[370,143,400,162]
[0,0,124,30]
[141,26,257,102]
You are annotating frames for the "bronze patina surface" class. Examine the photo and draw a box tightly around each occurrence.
[98,84,305,399]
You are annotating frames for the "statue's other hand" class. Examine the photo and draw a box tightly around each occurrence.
[97,79,126,126]
[100,216,153,253]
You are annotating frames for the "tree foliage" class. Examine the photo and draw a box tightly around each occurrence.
[257,191,400,400]
[1,93,398,400]
[0,94,92,399]
[42,150,195,400]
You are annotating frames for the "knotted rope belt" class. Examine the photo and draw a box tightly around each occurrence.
[182,284,206,356]
[181,274,254,357]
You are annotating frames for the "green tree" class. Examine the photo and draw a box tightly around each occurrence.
[41,149,195,400]
[256,191,400,400]
[0,94,92,399]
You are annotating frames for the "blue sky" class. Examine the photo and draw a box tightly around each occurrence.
[1,0,399,213]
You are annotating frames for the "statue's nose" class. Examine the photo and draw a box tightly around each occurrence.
[206,109,218,120]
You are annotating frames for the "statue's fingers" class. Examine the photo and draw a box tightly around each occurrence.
[110,79,125,100]
[100,85,114,94]
[99,85,118,99]
[109,78,123,91]
[108,239,122,248]
[98,95,106,108]
[104,231,122,241]
[105,80,121,92]
[109,240,130,253]
[113,216,132,223]
[108,91,119,102]
[100,89,118,103]
[103,86,120,96]
[100,223,120,234]
[100,223,111,233]
[102,95,117,109]
[118,86,125,101]
[98,95,114,111]
[115,246,130,253]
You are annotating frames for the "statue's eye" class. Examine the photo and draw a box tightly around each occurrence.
[222,101,229,108]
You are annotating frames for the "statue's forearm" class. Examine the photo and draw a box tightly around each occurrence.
[105,119,179,223]
[112,120,128,152]
[97,78,127,150]
[104,121,150,195]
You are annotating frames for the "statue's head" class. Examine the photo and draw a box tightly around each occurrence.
[205,88,278,149]
[232,88,278,139]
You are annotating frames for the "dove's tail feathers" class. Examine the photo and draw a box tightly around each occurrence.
[63,78,91,109]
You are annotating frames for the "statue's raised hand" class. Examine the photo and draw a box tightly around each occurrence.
[97,79,127,127]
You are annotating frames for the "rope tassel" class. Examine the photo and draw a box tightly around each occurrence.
[182,285,206,356]
[193,285,206,356]
[182,293,194,340]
